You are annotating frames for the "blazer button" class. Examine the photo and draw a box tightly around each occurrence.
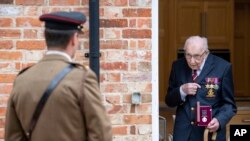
[191,121,194,125]
[191,107,195,111]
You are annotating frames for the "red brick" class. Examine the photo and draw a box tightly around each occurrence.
[123,73,151,82]
[100,19,128,28]
[129,40,136,49]
[0,29,21,38]
[99,8,104,17]
[123,51,137,60]
[16,17,42,27]
[108,105,126,114]
[138,51,151,61]
[141,94,151,103]
[0,117,5,129]
[100,40,128,49]
[99,74,106,83]
[16,40,45,50]
[0,128,4,139]
[0,51,22,61]
[102,83,128,93]
[23,29,38,39]
[15,63,21,70]
[122,29,151,38]
[0,63,9,70]
[137,19,151,28]
[0,0,13,4]
[123,94,131,103]
[123,8,151,17]
[15,62,35,70]
[0,40,13,49]
[72,7,89,16]
[49,7,72,13]
[0,84,13,94]
[129,19,136,27]
[107,105,123,114]
[23,6,40,16]
[137,104,151,113]
[0,74,16,83]
[0,18,13,27]
[138,62,151,72]
[50,0,80,5]
[130,105,135,113]
[107,73,121,82]
[130,62,137,71]
[101,62,128,71]
[106,95,121,104]
[130,125,136,134]
[16,0,44,5]
[138,40,151,49]
[0,107,7,117]
[81,0,88,5]
[123,115,151,124]
[112,126,128,135]
[144,83,152,92]
[100,0,127,6]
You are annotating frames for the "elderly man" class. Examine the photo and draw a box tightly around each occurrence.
[165,36,237,141]
[5,11,112,141]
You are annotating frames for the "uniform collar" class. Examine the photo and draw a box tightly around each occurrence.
[45,50,72,62]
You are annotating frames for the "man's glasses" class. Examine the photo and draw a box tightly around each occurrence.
[185,51,206,60]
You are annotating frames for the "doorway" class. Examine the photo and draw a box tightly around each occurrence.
[159,0,250,138]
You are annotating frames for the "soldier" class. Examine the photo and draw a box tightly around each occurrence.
[5,11,112,141]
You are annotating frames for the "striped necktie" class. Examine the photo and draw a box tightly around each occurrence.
[192,70,198,81]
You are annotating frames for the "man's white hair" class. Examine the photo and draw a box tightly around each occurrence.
[183,36,208,51]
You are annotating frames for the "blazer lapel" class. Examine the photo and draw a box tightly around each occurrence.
[195,54,214,84]
[183,59,193,83]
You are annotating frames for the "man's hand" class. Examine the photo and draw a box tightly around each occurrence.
[207,118,220,132]
[181,83,201,95]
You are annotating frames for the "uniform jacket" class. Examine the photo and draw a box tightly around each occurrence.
[5,55,112,141]
[165,54,237,141]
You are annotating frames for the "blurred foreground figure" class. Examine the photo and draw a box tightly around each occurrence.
[5,11,112,141]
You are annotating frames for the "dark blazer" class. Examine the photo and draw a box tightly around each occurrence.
[165,54,237,141]
[5,55,112,141]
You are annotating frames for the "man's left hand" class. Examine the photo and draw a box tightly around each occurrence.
[207,118,219,132]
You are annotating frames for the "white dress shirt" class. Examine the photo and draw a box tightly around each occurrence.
[46,50,72,62]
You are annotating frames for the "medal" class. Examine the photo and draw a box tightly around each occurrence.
[214,84,219,90]
[206,88,215,97]
[205,77,220,97]
[214,78,219,89]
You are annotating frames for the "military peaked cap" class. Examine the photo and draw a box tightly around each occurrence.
[39,11,86,32]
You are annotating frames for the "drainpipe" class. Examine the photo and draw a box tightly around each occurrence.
[88,0,100,83]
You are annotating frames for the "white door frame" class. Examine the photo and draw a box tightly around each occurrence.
[152,0,159,141]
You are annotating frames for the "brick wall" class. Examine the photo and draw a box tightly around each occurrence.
[0,0,153,140]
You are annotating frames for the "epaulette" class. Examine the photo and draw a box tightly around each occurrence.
[17,66,32,76]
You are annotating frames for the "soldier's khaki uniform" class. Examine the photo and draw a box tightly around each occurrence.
[5,55,112,141]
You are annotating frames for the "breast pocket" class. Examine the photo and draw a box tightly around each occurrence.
[197,84,219,105]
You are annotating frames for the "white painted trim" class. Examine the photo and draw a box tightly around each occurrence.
[152,0,159,141]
